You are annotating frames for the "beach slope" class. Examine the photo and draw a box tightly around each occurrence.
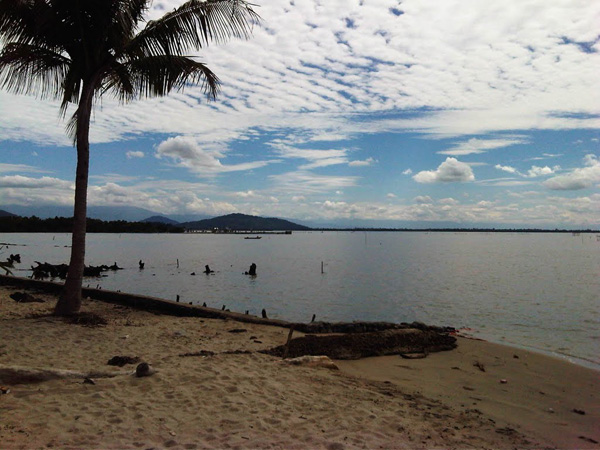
[0,286,598,449]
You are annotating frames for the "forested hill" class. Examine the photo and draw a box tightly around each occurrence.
[182,213,310,231]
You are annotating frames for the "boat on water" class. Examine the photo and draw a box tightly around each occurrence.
[244,236,262,240]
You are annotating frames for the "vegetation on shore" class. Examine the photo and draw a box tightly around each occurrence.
[0,216,183,233]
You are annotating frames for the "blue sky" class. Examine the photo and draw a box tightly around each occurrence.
[1,0,599,227]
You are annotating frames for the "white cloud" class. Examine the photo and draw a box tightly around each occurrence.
[402,169,413,175]
[348,157,377,167]
[233,190,258,198]
[0,175,72,189]
[1,0,598,149]
[269,170,358,194]
[271,144,349,170]
[439,137,526,156]
[155,135,276,174]
[126,151,145,159]
[413,157,475,183]
[495,164,518,174]
[386,193,397,198]
[439,197,459,205]
[0,175,74,205]
[414,195,433,204]
[495,163,559,177]
[544,154,600,190]
[0,163,49,174]
[525,165,558,177]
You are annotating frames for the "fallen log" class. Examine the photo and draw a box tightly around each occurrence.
[0,364,129,384]
[261,328,457,360]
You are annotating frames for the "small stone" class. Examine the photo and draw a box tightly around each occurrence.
[83,378,96,385]
[500,379,508,384]
[135,362,155,377]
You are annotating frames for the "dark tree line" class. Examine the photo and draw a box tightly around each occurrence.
[0,216,184,233]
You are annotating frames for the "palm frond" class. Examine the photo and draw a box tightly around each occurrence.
[128,0,260,59]
[101,61,135,103]
[0,0,66,52]
[104,55,220,101]
[58,64,83,117]
[113,0,150,38]
[0,42,70,100]
[65,110,78,144]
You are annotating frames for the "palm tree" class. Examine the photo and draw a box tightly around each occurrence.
[0,0,259,315]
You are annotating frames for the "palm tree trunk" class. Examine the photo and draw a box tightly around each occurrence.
[54,79,95,316]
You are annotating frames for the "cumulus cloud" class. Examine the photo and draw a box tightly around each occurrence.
[544,154,600,190]
[526,165,558,177]
[386,193,397,198]
[126,151,145,159]
[0,175,74,206]
[402,169,413,175]
[156,135,276,174]
[413,157,475,183]
[439,197,459,205]
[414,195,433,204]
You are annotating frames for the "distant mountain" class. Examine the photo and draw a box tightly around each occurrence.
[2,205,162,222]
[0,209,17,217]
[168,213,213,223]
[182,213,311,231]
[141,215,180,225]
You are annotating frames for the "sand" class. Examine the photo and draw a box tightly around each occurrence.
[1,285,598,449]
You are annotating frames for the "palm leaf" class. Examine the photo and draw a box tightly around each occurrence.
[0,42,70,99]
[128,0,260,59]
[0,0,66,52]
[104,55,220,100]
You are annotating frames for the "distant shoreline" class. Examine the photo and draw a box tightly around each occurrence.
[1,213,598,233]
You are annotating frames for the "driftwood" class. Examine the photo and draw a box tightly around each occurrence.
[0,364,128,384]
[262,328,457,360]
[30,262,123,280]
[9,292,44,303]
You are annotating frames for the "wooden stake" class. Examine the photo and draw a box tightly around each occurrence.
[282,326,295,359]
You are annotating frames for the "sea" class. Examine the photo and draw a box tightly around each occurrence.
[2,231,599,369]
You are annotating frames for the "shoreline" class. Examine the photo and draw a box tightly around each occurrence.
[1,273,598,372]
[1,283,598,449]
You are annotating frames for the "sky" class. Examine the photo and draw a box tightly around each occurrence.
[1,0,599,228]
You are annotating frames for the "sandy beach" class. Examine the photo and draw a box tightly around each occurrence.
[1,284,598,449]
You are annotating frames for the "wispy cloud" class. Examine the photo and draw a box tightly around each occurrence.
[439,137,527,156]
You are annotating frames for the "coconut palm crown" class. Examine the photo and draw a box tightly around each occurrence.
[0,0,259,315]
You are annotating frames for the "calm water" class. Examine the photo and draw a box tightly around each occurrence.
[3,231,599,368]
